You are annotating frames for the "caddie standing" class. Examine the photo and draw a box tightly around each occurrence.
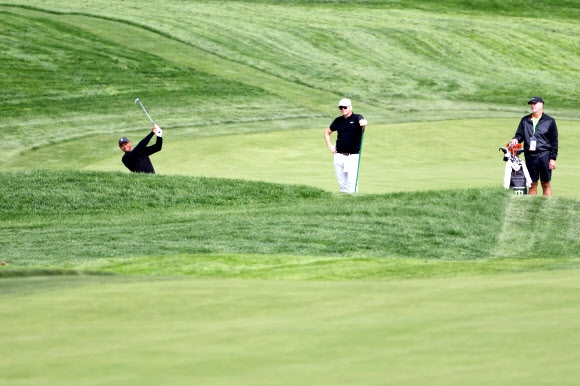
[324,98,367,193]
[509,96,558,196]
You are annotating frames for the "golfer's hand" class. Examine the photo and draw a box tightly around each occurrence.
[359,119,368,127]
[152,124,160,133]
[549,159,556,170]
[509,138,518,146]
[328,145,337,154]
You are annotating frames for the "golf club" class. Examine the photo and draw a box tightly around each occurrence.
[134,98,155,124]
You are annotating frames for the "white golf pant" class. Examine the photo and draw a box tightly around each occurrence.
[334,153,359,193]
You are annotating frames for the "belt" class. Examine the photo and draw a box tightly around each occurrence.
[338,152,358,156]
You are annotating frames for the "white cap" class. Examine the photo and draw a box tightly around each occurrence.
[338,98,352,107]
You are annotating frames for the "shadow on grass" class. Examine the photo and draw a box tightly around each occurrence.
[0,268,116,279]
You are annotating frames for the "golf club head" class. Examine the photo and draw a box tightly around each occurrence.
[135,98,140,104]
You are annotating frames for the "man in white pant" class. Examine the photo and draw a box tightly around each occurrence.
[324,98,368,193]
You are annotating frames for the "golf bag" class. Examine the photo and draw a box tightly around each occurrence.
[499,144,531,195]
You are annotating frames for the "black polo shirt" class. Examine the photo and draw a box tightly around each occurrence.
[329,113,365,154]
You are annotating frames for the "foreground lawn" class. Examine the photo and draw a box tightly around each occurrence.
[2,270,580,386]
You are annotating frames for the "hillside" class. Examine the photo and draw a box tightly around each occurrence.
[1,1,580,168]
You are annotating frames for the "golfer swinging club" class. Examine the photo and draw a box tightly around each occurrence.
[119,124,163,174]
[324,98,368,193]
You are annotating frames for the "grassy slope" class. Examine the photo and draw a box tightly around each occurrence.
[1,1,580,168]
[17,1,580,109]
[8,1,580,107]
[1,170,579,279]
[0,7,310,163]
[8,2,580,110]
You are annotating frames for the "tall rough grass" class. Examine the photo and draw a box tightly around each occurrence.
[2,170,579,276]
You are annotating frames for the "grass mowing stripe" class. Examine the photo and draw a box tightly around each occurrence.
[51,12,339,112]
[494,195,580,259]
[8,2,580,111]
[11,254,577,280]
[0,7,316,163]
[6,0,580,19]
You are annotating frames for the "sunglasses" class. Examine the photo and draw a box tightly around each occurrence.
[338,106,349,110]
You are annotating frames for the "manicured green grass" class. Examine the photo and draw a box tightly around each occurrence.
[4,255,578,280]
[6,118,580,197]
[0,6,308,164]
[2,2,580,168]
[11,0,579,109]
[2,271,580,385]
[2,1,580,385]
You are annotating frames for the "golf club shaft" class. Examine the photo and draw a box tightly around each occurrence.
[354,129,365,193]
[135,98,155,124]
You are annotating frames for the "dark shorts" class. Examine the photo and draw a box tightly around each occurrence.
[526,152,552,182]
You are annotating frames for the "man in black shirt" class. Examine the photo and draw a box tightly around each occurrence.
[324,98,368,193]
[119,124,163,174]
[509,96,558,196]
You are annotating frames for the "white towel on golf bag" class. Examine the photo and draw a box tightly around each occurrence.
[503,160,531,189]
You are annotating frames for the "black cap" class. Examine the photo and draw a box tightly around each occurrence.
[528,96,544,104]
[118,137,130,146]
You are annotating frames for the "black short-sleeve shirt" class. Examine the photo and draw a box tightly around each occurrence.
[329,113,364,153]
